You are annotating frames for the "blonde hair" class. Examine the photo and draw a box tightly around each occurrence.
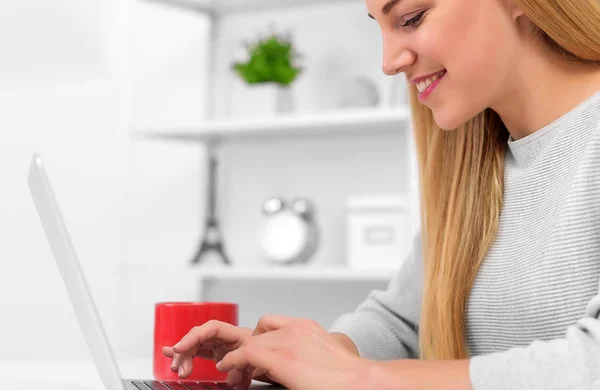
[416,0,600,360]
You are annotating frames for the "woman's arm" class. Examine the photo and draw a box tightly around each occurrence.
[328,231,424,360]
[331,235,600,389]
[368,359,472,390]
[252,333,358,385]
[467,287,600,389]
[330,332,359,355]
[364,284,600,390]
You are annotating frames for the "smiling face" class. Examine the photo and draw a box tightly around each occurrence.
[367,0,526,130]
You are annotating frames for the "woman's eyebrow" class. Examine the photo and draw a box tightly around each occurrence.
[368,0,402,19]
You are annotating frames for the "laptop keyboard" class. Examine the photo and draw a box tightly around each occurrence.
[132,380,234,390]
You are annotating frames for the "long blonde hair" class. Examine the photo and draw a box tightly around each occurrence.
[416,0,600,360]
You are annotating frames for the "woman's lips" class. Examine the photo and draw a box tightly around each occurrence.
[418,70,447,102]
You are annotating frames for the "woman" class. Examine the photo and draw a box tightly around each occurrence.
[163,0,600,388]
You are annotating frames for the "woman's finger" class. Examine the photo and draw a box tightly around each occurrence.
[170,355,179,372]
[238,366,255,390]
[177,352,193,379]
[194,346,216,360]
[172,321,244,355]
[226,364,255,389]
[162,346,180,372]
[226,366,246,388]
[252,315,298,336]
[217,330,282,374]
[217,344,288,383]
[162,346,174,358]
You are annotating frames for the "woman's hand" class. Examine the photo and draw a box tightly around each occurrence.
[216,315,373,390]
[161,320,272,382]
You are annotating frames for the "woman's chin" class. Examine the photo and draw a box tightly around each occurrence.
[432,109,467,131]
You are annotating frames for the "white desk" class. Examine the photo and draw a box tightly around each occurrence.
[0,358,152,390]
[0,358,276,389]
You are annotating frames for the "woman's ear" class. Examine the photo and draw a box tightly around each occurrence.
[508,0,525,20]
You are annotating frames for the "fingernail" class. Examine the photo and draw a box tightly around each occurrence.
[215,360,222,371]
[178,365,184,377]
[173,341,181,348]
[171,358,177,370]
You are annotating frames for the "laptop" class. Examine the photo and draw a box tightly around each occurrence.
[27,154,284,390]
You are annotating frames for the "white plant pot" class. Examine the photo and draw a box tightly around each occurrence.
[229,81,294,119]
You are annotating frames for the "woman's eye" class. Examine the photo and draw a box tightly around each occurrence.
[400,10,426,28]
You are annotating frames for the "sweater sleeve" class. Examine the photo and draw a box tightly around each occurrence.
[469,283,600,390]
[328,231,423,360]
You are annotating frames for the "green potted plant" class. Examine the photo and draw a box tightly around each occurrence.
[231,26,303,117]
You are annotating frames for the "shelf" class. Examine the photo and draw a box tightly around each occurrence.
[123,264,395,282]
[195,266,395,282]
[145,0,363,17]
[132,106,410,144]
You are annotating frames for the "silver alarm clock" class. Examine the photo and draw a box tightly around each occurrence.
[257,197,319,265]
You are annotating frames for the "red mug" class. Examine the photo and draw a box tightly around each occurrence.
[153,302,239,382]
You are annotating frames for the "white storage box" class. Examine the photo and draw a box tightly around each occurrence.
[345,195,414,270]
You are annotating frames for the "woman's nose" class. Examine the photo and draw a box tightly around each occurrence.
[382,43,415,76]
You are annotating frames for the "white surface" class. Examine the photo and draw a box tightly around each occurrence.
[347,210,413,270]
[0,359,278,389]
[198,266,395,281]
[28,155,125,390]
[346,194,412,211]
[124,264,395,281]
[120,0,211,360]
[132,107,410,143]
[346,193,415,269]
[229,83,284,119]
[0,358,151,390]
[145,0,362,16]
[130,0,210,130]
[0,0,128,361]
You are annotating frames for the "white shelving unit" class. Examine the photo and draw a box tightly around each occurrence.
[196,266,394,282]
[138,0,412,143]
[122,264,394,302]
[197,266,395,300]
[118,1,416,357]
[124,264,394,282]
[134,106,410,143]
[134,0,415,284]
[137,0,410,145]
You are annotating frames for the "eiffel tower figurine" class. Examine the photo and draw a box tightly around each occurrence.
[190,147,232,266]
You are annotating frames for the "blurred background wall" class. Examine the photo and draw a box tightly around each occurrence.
[0,0,130,360]
[0,0,417,363]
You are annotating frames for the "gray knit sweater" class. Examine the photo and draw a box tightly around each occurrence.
[329,89,600,389]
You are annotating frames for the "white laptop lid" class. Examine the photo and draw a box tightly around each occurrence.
[27,154,125,390]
